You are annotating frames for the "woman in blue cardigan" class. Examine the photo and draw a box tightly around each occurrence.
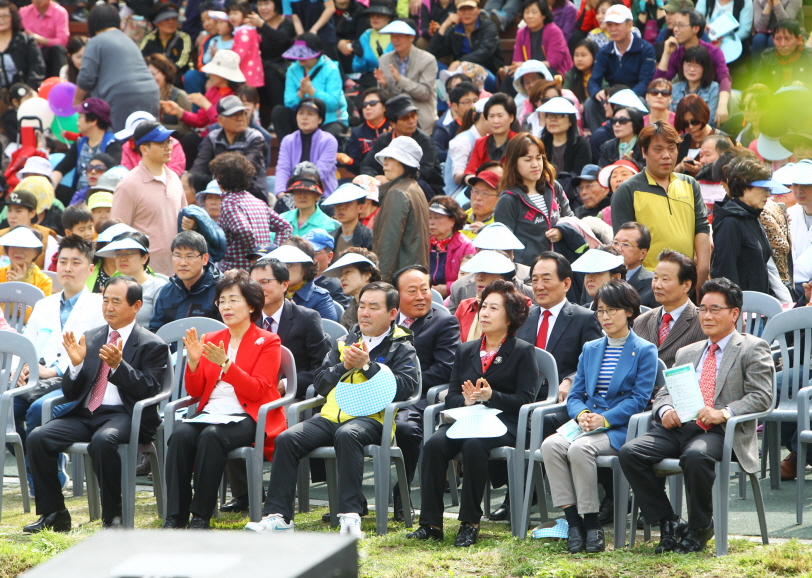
[542,279,657,554]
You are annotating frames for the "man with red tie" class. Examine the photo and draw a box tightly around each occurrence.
[24,277,170,533]
[620,278,774,554]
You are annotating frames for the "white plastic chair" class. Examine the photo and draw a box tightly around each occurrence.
[431,289,443,305]
[0,282,45,332]
[43,270,62,293]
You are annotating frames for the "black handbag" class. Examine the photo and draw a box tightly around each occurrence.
[19,377,62,404]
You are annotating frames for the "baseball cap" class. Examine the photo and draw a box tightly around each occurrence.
[604,4,633,23]
[662,0,694,12]
[134,124,175,146]
[115,111,156,141]
[216,95,248,117]
[466,170,500,195]
[304,228,335,251]
[5,190,37,211]
[455,0,478,8]
[246,242,278,260]
[572,164,601,187]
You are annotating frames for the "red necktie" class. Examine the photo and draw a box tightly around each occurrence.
[658,312,673,346]
[535,310,552,350]
[401,318,415,328]
[696,343,719,430]
[87,330,121,412]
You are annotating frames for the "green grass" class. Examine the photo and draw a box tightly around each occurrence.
[3,488,812,578]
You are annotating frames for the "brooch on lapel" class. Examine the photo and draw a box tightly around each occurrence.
[255,338,265,345]
[494,356,503,364]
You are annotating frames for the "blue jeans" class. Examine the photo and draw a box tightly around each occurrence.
[751,32,774,59]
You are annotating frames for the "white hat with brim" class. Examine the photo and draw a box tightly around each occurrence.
[322,252,377,277]
[474,98,488,113]
[379,21,416,35]
[96,223,138,244]
[571,249,625,274]
[460,250,514,275]
[537,96,578,115]
[201,49,246,84]
[16,156,53,184]
[608,89,649,113]
[757,134,792,162]
[263,245,313,263]
[0,227,41,249]
[439,69,463,87]
[114,111,156,141]
[604,4,633,23]
[783,159,812,185]
[772,162,796,186]
[473,222,525,251]
[207,10,229,20]
[95,238,148,258]
[512,60,553,95]
[322,183,369,206]
[375,136,422,169]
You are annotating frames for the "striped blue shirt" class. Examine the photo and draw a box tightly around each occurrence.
[596,337,626,397]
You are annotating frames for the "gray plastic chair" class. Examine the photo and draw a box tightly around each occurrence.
[43,270,62,293]
[640,305,651,314]
[165,347,298,522]
[0,332,39,519]
[758,308,812,489]
[627,373,776,556]
[322,319,348,347]
[431,289,443,305]
[739,291,782,338]
[796,385,812,524]
[333,301,344,319]
[431,301,450,314]
[0,282,45,332]
[42,349,174,527]
[156,317,228,401]
[293,360,422,536]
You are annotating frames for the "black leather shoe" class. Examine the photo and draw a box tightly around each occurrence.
[489,493,510,521]
[189,516,211,530]
[405,525,444,541]
[673,522,714,554]
[585,528,605,553]
[102,516,122,529]
[162,515,188,529]
[24,509,71,533]
[597,495,614,527]
[567,525,586,554]
[655,519,685,554]
[454,523,479,547]
[135,454,151,477]
[220,495,250,513]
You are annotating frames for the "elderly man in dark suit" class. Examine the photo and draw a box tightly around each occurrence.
[220,257,333,514]
[613,221,657,309]
[24,277,170,532]
[391,264,459,520]
[620,278,774,554]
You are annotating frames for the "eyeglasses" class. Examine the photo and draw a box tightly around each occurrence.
[86,164,108,173]
[648,89,672,97]
[611,116,631,125]
[256,278,278,286]
[171,252,202,261]
[546,113,567,120]
[672,22,692,29]
[611,240,638,250]
[683,61,703,69]
[684,118,704,127]
[362,100,381,108]
[595,308,624,317]
[458,98,478,107]
[698,305,734,315]
[216,297,247,308]
[470,188,500,198]
[115,251,141,258]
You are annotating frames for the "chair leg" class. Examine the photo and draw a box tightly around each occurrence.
[11,441,30,514]
[799,439,808,525]
[629,494,639,548]
[760,422,769,480]
[296,459,311,513]
[668,474,684,518]
[148,449,164,520]
[246,455,262,524]
[448,461,459,507]
[769,422,782,490]
[393,456,412,528]
[749,473,769,545]
[534,464,548,524]
[712,463,726,557]
[72,454,84,497]
[738,472,747,500]
[612,465,628,550]
[518,460,536,540]
[119,447,135,529]
[324,457,339,528]
[373,451,390,536]
[84,454,101,521]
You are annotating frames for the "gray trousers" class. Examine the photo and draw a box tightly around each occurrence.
[541,431,617,515]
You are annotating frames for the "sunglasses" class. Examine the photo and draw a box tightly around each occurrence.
[648,89,671,97]
[86,164,108,173]
[611,116,632,125]
[362,100,382,108]
[684,118,704,127]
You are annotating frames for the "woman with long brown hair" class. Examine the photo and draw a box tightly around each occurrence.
[493,132,572,266]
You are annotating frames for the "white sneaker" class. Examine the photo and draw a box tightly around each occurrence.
[338,513,365,539]
[244,513,294,533]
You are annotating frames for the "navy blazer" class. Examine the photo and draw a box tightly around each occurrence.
[516,300,603,400]
[405,305,459,407]
[445,336,538,437]
[566,330,658,450]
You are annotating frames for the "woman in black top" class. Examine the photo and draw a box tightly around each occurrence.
[247,0,296,111]
[598,106,644,169]
[540,96,592,178]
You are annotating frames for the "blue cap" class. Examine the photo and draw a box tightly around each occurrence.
[303,228,335,251]
[246,242,278,259]
[750,180,791,194]
[572,164,600,186]
[134,125,174,146]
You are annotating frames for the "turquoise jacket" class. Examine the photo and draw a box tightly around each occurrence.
[284,55,348,126]
[281,206,340,237]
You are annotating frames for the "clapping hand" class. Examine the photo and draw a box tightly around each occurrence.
[389,64,401,83]
[202,340,229,367]
[462,378,492,405]
[343,341,370,371]
[374,67,387,87]
[62,331,87,367]
[183,328,205,372]
[99,339,124,371]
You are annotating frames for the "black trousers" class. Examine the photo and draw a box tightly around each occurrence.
[40,45,66,79]
[27,406,131,521]
[619,421,725,530]
[394,405,423,490]
[419,424,516,527]
[164,414,256,520]
[263,416,382,520]
[270,105,345,143]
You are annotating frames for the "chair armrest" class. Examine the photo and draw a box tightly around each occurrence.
[253,394,296,453]
[527,402,567,453]
[625,411,653,443]
[129,389,174,448]
[516,400,557,452]
[379,396,419,446]
[423,401,446,444]
[41,395,69,425]
[0,383,42,430]
[720,406,774,470]
[163,396,201,446]
[798,385,812,433]
[426,383,449,406]
[286,396,325,426]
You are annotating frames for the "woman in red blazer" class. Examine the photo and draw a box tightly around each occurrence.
[163,270,286,529]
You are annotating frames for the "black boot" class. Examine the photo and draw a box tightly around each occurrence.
[489,492,510,521]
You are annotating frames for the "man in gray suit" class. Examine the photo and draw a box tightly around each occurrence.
[634,250,705,373]
[613,221,657,308]
[620,278,774,555]
[375,19,438,134]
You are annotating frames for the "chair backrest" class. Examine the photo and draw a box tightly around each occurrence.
[535,347,559,403]
[738,291,782,338]
[156,317,228,400]
[0,282,45,332]
[322,318,348,349]
[761,308,812,410]
[640,305,651,314]
[333,300,344,319]
[279,345,297,401]
[431,301,450,314]
[0,332,39,432]
[431,288,443,305]
[43,270,62,293]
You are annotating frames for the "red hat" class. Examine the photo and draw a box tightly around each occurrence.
[598,160,639,188]
[466,170,500,197]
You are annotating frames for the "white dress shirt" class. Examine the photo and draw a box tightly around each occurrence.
[660,300,691,332]
[536,299,567,345]
[70,320,137,408]
[262,304,284,334]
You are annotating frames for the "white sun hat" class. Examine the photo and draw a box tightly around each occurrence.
[0,226,42,248]
[571,248,625,273]
[263,245,313,263]
[96,223,138,244]
[473,222,525,251]
[95,238,148,258]
[322,252,378,278]
[460,250,514,275]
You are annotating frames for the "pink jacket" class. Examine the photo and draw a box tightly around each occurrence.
[512,23,572,75]
[433,231,476,293]
[232,26,264,88]
[181,86,233,128]
[120,136,187,177]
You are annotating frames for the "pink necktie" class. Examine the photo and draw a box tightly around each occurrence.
[658,312,673,345]
[401,318,415,328]
[87,330,121,412]
[696,343,719,430]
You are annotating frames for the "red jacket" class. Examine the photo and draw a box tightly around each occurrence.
[184,323,286,460]
[464,131,517,176]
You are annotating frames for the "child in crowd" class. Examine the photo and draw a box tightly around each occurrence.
[227,0,265,87]
[207,11,235,62]
[184,0,221,94]
[46,204,95,272]
[87,192,113,231]
[353,174,381,229]
[586,0,613,48]
[2,83,35,143]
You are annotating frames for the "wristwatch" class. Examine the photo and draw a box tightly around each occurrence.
[362,363,370,372]
[721,408,731,422]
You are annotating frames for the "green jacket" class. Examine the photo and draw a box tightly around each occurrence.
[755,47,812,90]
[281,206,340,237]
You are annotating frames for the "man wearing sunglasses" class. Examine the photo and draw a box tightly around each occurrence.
[654,9,731,125]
